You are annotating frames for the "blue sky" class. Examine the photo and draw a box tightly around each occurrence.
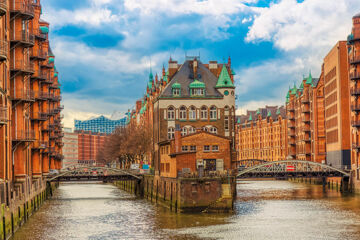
[40,0,360,128]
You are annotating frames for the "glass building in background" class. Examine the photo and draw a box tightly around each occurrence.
[74,115,126,134]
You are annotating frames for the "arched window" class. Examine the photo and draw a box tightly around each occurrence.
[200,106,208,120]
[189,106,196,120]
[168,127,175,139]
[179,106,187,120]
[210,106,217,120]
[202,126,209,132]
[167,106,175,120]
[181,127,187,136]
[188,126,196,134]
[210,127,218,134]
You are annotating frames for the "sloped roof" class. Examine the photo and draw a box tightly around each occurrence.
[159,60,222,98]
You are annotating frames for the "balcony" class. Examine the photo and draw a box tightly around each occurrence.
[0,107,8,125]
[350,72,360,81]
[303,137,311,142]
[303,125,311,132]
[0,40,8,61]
[351,87,360,96]
[12,130,35,142]
[288,122,295,128]
[301,96,310,103]
[10,1,34,19]
[30,49,47,60]
[351,121,360,128]
[348,29,360,44]
[302,116,310,123]
[31,112,48,121]
[41,61,54,69]
[0,0,7,16]
[287,104,295,112]
[49,83,61,89]
[49,95,61,102]
[32,141,48,150]
[35,29,47,41]
[10,60,35,74]
[41,124,50,132]
[350,56,360,65]
[351,104,360,112]
[43,76,53,84]
[11,89,35,102]
[288,130,295,137]
[289,139,296,145]
[301,107,310,113]
[10,31,35,47]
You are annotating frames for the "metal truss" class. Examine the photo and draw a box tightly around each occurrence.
[48,166,142,182]
[237,160,350,179]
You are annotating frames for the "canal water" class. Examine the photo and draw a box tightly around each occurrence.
[12,181,360,240]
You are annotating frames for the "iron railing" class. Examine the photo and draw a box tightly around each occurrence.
[10,30,35,45]
[351,121,360,127]
[351,105,360,111]
[30,49,46,60]
[0,40,8,60]
[350,72,360,80]
[32,141,48,149]
[10,1,34,18]
[350,56,360,65]
[12,130,35,141]
[11,89,35,101]
[10,60,34,73]
[0,0,8,16]
[0,107,8,124]
[350,87,360,95]
[31,112,48,121]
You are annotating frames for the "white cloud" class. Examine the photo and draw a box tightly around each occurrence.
[246,0,358,51]
[123,0,254,16]
[42,4,119,28]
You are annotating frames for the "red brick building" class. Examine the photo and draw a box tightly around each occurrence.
[76,131,107,165]
[159,128,232,178]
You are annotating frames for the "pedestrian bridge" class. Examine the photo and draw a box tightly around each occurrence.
[47,166,142,182]
[237,160,350,179]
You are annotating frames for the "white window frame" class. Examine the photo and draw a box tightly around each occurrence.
[210,106,217,120]
[189,106,196,120]
[168,127,175,139]
[181,127,187,136]
[179,106,187,120]
[200,106,208,120]
[167,107,175,120]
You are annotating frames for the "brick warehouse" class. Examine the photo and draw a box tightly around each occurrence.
[236,13,360,178]
[0,0,62,200]
[236,106,287,166]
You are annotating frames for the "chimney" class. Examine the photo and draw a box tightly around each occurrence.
[168,58,178,79]
[193,58,198,78]
[209,61,218,76]
[174,124,182,153]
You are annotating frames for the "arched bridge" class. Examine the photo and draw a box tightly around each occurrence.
[47,166,142,182]
[237,160,350,179]
[237,159,268,168]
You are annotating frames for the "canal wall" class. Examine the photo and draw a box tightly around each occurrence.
[0,178,57,240]
[115,175,236,213]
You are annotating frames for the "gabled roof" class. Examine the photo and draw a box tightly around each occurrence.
[159,60,222,98]
[189,79,205,88]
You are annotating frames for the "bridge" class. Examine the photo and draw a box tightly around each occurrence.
[47,166,142,182]
[237,159,268,168]
[237,160,350,179]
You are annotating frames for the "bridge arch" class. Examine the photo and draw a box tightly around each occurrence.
[47,166,141,182]
[236,160,349,179]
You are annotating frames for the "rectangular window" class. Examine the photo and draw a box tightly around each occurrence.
[166,163,170,172]
[181,146,188,152]
[173,89,180,96]
[204,145,210,152]
[190,145,196,151]
[212,145,219,151]
[224,116,229,131]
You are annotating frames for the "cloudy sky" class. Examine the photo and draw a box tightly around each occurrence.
[41,0,360,128]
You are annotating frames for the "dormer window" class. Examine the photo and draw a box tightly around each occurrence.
[171,82,181,96]
[191,88,204,96]
[189,79,205,97]
[173,88,180,96]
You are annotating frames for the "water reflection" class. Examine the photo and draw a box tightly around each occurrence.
[13,181,360,240]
